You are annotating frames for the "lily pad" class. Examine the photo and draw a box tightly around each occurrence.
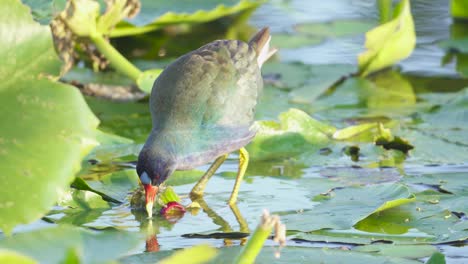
[262,62,312,89]
[271,33,322,49]
[0,226,141,264]
[0,250,37,264]
[0,0,99,234]
[288,64,354,104]
[159,244,217,264]
[355,190,468,244]
[248,108,334,160]
[111,0,263,37]
[283,183,415,232]
[137,69,163,93]
[121,246,421,264]
[22,0,66,24]
[353,244,438,259]
[296,19,376,38]
[85,96,151,142]
[358,0,416,76]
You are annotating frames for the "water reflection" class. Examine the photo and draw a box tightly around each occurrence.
[252,0,459,76]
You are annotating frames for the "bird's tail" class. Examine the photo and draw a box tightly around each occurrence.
[249,27,277,68]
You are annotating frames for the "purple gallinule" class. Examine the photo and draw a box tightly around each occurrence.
[137,28,276,217]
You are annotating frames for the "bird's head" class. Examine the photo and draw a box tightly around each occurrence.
[136,149,176,217]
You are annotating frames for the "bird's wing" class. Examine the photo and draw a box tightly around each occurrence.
[150,39,262,132]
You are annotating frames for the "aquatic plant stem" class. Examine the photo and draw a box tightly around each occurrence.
[233,211,285,264]
[378,0,393,24]
[89,32,142,81]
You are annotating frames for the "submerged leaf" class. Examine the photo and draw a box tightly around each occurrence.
[358,0,416,76]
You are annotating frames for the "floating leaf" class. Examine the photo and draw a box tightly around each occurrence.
[296,19,375,38]
[271,33,322,49]
[137,69,163,93]
[22,0,66,24]
[283,183,415,232]
[333,123,378,141]
[110,0,263,37]
[358,0,416,76]
[248,109,334,160]
[262,62,312,89]
[353,244,438,259]
[71,177,122,204]
[159,245,217,264]
[0,250,37,264]
[289,64,354,104]
[426,252,446,264]
[121,246,421,264]
[0,0,99,234]
[0,226,140,264]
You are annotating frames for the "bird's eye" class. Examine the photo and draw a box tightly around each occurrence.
[140,171,151,185]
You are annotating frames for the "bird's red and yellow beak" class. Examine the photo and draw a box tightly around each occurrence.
[143,184,158,218]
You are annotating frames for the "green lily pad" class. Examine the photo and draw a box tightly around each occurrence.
[355,190,468,244]
[426,252,446,264]
[288,64,354,104]
[248,109,334,160]
[312,71,416,119]
[296,19,376,38]
[85,170,140,202]
[293,227,435,245]
[63,66,134,86]
[111,0,263,37]
[262,62,312,89]
[358,0,416,76]
[47,189,111,227]
[0,226,140,264]
[121,246,421,264]
[283,183,415,232]
[0,0,99,234]
[440,38,468,54]
[0,250,37,264]
[271,33,322,49]
[22,0,66,24]
[405,172,468,197]
[353,244,438,259]
[137,69,163,93]
[85,96,151,142]
[159,244,217,264]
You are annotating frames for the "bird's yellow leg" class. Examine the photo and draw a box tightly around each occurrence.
[228,147,249,205]
[190,154,228,200]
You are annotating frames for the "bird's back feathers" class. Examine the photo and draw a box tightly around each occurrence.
[144,28,275,168]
